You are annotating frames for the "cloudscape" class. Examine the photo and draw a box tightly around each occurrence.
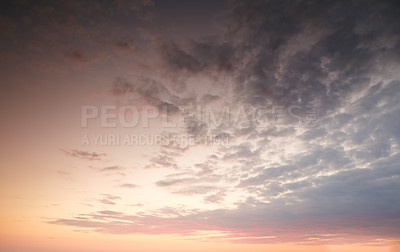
[1,1,400,252]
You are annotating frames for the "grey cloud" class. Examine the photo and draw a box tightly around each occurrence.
[98,194,121,205]
[155,177,196,188]
[237,165,296,188]
[115,41,131,50]
[155,169,225,196]
[114,40,141,55]
[109,77,181,116]
[189,40,237,72]
[204,190,226,203]
[295,157,400,217]
[301,127,327,140]
[98,210,122,216]
[148,154,179,169]
[218,0,400,118]
[159,39,238,74]
[98,199,115,205]
[260,127,296,138]
[63,50,89,64]
[185,115,208,136]
[118,183,139,189]
[50,208,201,235]
[114,0,155,21]
[160,41,203,73]
[283,180,311,191]
[201,94,220,104]
[100,166,125,172]
[173,185,218,196]
[60,149,107,161]
[222,143,261,161]
[194,163,214,176]
[110,77,134,96]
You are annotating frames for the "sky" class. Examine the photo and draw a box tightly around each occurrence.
[1,0,400,251]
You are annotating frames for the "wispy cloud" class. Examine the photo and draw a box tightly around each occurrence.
[98,194,121,205]
[118,183,139,189]
[100,166,125,172]
[60,149,107,161]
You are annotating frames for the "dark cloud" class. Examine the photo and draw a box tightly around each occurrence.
[115,41,131,50]
[114,39,142,56]
[160,41,203,73]
[225,0,400,117]
[63,50,89,63]
[114,0,155,20]
[159,39,237,74]
[149,0,400,120]
[185,115,208,136]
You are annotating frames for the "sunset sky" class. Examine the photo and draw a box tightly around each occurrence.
[1,0,400,251]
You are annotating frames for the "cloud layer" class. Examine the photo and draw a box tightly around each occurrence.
[5,0,398,245]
